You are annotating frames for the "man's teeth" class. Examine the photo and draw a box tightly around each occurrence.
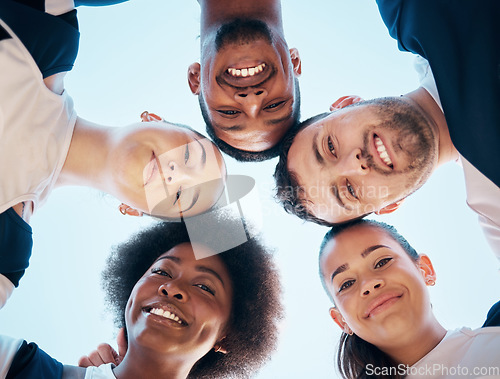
[374,136,393,168]
[227,63,265,78]
[150,308,183,324]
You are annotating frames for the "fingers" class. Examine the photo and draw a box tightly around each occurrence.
[77,343,119,367]
[329,95,364,111]
[116,328,128,361]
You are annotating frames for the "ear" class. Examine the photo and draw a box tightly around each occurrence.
[418,254,436,286]
[140,111,163,123]
[187,62,201,95]
[330,95,364,111]
[375,199,404,215]
[289,48,302,77]
[330,307,346,330]
[213,337,228,354]
[118,203,143,217]
[330,307,353,335]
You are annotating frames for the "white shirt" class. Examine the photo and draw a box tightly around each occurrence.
[408,327,500,378]
[85,363,117,379]
[0,18,77,215]
[0,335,24,379]
[0,275,14,310]
[415,56,500,261]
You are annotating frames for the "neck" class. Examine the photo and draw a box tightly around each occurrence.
[198,0,283,38]
[57,117,113,192]
[404,87,459,167]
[112,347,194,379]
[381,314,447,366]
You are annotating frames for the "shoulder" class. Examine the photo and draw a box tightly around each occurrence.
[6,339,63,378]
[0,335,24,379]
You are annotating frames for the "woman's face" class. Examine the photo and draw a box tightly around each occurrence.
[125,242,233,362]
[320,225,432,350]
[110,122,226,218]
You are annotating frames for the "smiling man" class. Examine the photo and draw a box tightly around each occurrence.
[274,0,500,258]
[187,0,302,161]
[275,67,500,258]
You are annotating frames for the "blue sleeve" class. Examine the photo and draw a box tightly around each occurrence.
[75,0,129,5]
[483,300,500,328]
[0,209,33,288]
[6,341,63,379]
[0,0,80,77]
[375,0,500,189]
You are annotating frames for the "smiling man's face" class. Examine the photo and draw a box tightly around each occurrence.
[286,99,438,223]
[188,19,301,153]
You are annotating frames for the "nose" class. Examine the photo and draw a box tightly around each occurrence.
[233,88,268,118]
[360,278,385,296]
[158,281,188,302]
[337,148,369,176]
[166,161,190,184]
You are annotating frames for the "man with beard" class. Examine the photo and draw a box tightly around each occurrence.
[274,55,500,258]
[187,0,302,162]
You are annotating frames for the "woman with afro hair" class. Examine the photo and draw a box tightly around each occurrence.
[0,217,283,378]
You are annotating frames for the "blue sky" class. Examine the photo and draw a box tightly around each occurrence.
[1,1,499,378]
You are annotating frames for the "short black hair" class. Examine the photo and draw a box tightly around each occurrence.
[102,219,283,379]
[200,78,301,162]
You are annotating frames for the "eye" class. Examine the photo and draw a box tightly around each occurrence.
[264,101,285,110]
[375,257,393,269]
[338,279,355,292]
[151,268,172,277]
[346,181,358,200]
[173,187,182,205]
[184,144,190,164]
[327,136,336,157]
[217,110,240,115]
[195,283,215,295]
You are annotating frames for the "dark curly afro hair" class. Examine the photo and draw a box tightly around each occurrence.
[102,218,283,378]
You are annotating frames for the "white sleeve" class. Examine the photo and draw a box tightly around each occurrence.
[45,0,75,15]
[414,55,443,110]
[0,275,14,310]
[0,335,23,378]
[478,214,500,261]
[461,157,500,261]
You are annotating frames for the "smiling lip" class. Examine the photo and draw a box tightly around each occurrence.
[143,152,158,187]
[222,62,271,87]
[143,303,189,327]
[372,134,394,170]
[227,62,266,78]
[364,292,403,318]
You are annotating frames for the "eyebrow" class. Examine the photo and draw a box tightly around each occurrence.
[331,263,349,281]
[330,244,390,281]
[312,131,324,165]
[195,138,207,166]
[311,132,350,211]
[182,189,200,213]
[265,110,293,126]
[361,244,390,258]
[155,256,226,287]
[212,110,293,132]
[179,139,206,214]
[212,122,244,132]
